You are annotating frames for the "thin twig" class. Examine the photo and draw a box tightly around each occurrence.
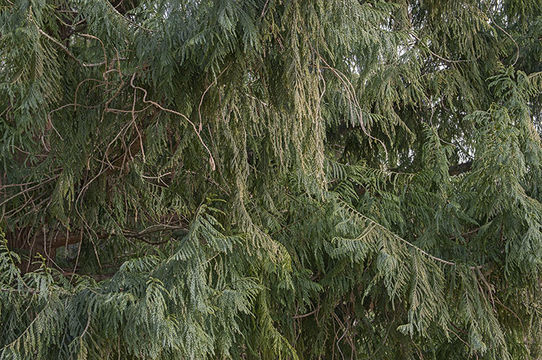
[198,65,230,132]
[338,200,483,269]
[292,305,320,319]
[129,73,216,170]
[37,28,115,68]
[317,53,389,161]
[0,175,60,207]
[410,32,470,64]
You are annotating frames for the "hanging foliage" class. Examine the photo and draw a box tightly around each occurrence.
[1,0,541,359]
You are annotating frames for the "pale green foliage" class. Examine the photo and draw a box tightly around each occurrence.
[1,0,542,359]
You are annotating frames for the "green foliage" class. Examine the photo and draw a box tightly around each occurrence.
[1,0,541,359]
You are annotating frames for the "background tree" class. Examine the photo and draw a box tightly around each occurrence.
[1,0,541,359]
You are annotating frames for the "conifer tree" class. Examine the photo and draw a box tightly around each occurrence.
[1,0,542,359]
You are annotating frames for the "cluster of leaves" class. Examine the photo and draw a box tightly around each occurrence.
[1,0,541,359]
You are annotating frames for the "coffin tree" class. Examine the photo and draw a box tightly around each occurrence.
[1,0,542,359]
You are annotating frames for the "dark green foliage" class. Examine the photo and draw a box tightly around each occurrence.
[1,0,541,359]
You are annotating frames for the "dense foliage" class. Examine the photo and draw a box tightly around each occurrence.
[1,0,542,359]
